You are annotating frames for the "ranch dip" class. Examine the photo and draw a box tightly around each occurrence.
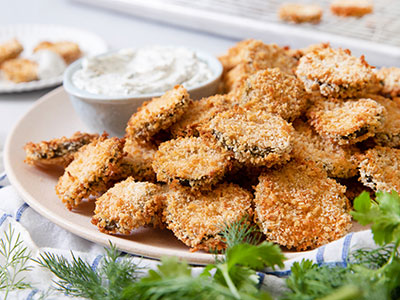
[72,46,214,96]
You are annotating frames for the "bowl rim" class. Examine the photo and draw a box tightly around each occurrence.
[63,46,223,101]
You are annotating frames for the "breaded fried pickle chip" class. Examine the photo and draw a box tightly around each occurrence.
[120,138,157,182]
[254,161,352,251]
[92,177,164,234]
[24,132,99,168]
[126,85,191,142]
[1,58,38,83]
[0,38,23,65]
[207,108,293,167]
[358,147,400,193]
[170,94,233,137]
[296,47,380,98]
[34,41,81,64]
[291,120,358,178]
[56,137,124,210]
[377,67,400,98]
[219,39,297,92]
[153,136,232,190]
[236,68,308,122]
[307,98,386,145]
[370,95,400,148]
[164,183,253,251]
[279,3,323,24]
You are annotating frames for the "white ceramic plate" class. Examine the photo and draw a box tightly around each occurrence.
[4,87,366,264]
[0,24,108,93]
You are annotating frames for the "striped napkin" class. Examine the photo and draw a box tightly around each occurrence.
[0,150,377,299]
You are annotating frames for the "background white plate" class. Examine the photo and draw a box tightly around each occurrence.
[0,24,108,93]
[4,87,366,264]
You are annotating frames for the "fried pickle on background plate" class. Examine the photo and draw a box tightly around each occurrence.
[92,177,165,234]
[254,160,352,251]
[0,38,23,65]
[55,136,125,210]
[307,97,386,145]
[358,146,400,193]
[164,182,253,252]
[377,67,400,98]
[33,41,81,64]
[235,68,309,122]
[153,136,233,191]
[291,119,358,178]
[1,58,38,83]
[125,85,191,143]
[205,107,293,167]
[296,47,380,98]
[24,132,99,168]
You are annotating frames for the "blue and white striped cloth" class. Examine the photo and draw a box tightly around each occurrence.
[0,155,377,299]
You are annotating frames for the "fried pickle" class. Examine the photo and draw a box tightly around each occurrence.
[0,38,23,65]
[153,136,232,190]
[92,177,165,234]
[307,97,386,145]
[254,160,352,251]
[279,3,323,24]
[55,136,125,210]
[164,183,253,252]
[24,131,99,168]
[1,58,38,83]
[377,67,400,98]
[330,0,373,17]
[34,41,81,64]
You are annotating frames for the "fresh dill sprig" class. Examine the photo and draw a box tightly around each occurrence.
[0,224,32,299]
[219,216,262,250]
[34,242,142,300]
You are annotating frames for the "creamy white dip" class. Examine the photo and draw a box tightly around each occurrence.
[32,50,66,80]
[72,46,215,96]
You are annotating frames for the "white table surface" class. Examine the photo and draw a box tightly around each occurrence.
[0,0,236,147]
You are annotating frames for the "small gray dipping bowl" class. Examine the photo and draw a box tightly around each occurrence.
[63,49,223,137]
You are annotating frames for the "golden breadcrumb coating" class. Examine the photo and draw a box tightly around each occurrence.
[279,3,323,24]
[170,94,234,137]
[55,136,125,210]
[307,97,386,145]
[125,85,191,142]
[119,138,157,182]
[358,146,400,193]
[1,58,38,83]
[367,94,400,148]
[377,67,400,98]
[296,47,380,98]
[206,108,293,167]
[254,160,352,251]
[219,39,298,92]
[164,183,253,252]
[292,120,358,178]
[153,136,232,190]
[34,41,81,64]
[0,38,23,65]
[24,132,99,168]
[91,177,165,234]
[330,0,373,17]
[236,68,309,122]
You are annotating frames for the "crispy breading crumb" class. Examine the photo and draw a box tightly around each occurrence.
[55,136,125,210]
[358,146,400,193]
[24,132,99,168]
[0,38,23,65]
[330,0,373,17]
[307,97,386,145]
[286,43,330,60]
[34,41,81,64]
[296,47,380,98]
[279,3,323,24]
[377,67,400,98]
[254,160,352,251]
[92,177,165,234]
[125,85,191,142]
[236,68,309,122]
[170,94,234,137]
[292,120,358,178]
[164,183,253,252]
[153,136,232,190]
[1,58,38,83]
[206,107,293,167]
